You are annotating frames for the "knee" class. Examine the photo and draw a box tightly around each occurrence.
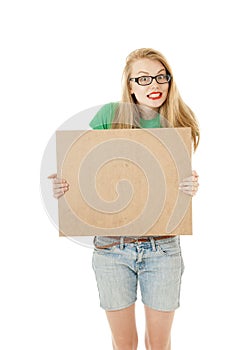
[145,334,171,350]
[112,336,138,350]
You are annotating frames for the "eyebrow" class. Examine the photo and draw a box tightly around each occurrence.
[136,68,166,75]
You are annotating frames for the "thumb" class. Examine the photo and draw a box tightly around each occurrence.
[192,170,199,178]
[47,173,57,179]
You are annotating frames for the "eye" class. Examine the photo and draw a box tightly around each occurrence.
[157,74,166,81]
[138,76,151,85]
[156,74,170,83]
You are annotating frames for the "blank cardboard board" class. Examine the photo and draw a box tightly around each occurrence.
[56,128,192,236]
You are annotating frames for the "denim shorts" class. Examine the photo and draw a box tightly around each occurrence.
[92,236,184,312]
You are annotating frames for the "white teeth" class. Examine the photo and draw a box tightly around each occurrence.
[149,93,160,98]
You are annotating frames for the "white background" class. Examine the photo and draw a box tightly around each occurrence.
[1,0,233,349]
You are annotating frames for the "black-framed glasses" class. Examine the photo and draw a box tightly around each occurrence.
[129,74,171,86]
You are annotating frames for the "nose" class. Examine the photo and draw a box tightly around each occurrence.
[151,77,159,89]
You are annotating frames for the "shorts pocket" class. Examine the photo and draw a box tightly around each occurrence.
[157,238,181,257]
[94,245,117,253]
[93,236,118,253]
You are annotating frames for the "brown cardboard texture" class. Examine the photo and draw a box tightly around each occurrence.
[56,128,192,237]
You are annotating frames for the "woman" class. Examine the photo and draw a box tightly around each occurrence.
[49,48,200,350]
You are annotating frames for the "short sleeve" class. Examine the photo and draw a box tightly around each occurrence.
[89,102,118,130]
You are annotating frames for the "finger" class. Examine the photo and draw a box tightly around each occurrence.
[181,175,198,182]
[48,174,68,185]
[180,188,199,196]
[179,181,199,189]
[192,170,199,178]
[54,184,69,193]
[53,186,69,193]
[180,188,197,196]
[48,173,57,179]
[53,187,69,198]
[179,187,195,192]
[53,183,70,191]
[179,184,198,195]
[179,183,198,192]
[53,178,68,185]
[182,170,199,182]
[48,174,66,184]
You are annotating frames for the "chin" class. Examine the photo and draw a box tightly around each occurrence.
[147,101,163,110]
[151,99,165,109]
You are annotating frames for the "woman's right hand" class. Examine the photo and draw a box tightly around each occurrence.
[48,173,69,199]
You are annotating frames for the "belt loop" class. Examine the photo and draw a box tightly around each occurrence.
[120,236,124,250]
[149,237,156,251]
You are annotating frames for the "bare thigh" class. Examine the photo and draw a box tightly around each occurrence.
[106,304,138,350]
[145,305,175,350]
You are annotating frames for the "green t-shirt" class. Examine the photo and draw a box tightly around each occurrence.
[89,102,162,129]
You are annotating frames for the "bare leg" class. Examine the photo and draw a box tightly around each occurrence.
[144,305,175,350]
[105,304,138,350]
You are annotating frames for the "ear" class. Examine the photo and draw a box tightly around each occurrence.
[129,84,134,94]
[128,79,134,94]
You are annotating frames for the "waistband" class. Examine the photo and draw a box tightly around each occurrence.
[94,235,175,249]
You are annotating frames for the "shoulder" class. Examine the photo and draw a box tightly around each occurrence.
[96,102,119,116]
[89,102,119,129]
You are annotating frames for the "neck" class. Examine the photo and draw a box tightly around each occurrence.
[137,104,159,120]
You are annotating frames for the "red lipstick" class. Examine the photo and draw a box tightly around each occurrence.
[147,92,162,100]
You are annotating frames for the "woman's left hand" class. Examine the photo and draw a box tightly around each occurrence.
[179,170,199,196]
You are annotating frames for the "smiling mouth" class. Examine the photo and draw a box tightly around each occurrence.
[147,92,162,100]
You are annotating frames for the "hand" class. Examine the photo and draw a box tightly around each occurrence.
[48,173,69,199]
[179,170,199,196]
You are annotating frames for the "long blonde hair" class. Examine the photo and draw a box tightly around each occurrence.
[112,48,200,151]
